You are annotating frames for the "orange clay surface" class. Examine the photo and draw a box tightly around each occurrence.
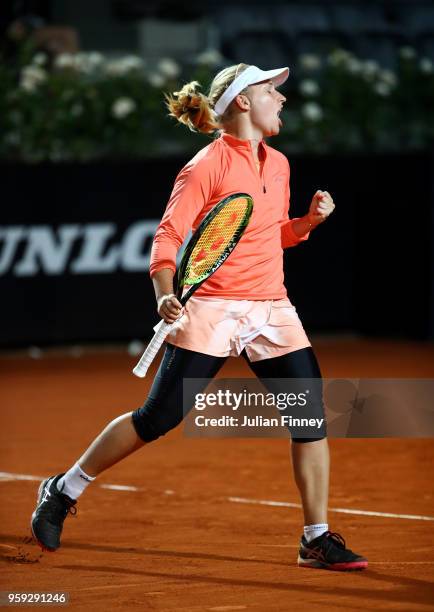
[1,336,434,611]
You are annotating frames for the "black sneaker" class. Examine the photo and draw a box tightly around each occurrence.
[31,474,77,552]
[298,531,368,571]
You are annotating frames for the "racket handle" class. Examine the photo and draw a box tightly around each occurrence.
[132,319,174,378]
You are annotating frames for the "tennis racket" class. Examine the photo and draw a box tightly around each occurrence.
[133,192,254,378]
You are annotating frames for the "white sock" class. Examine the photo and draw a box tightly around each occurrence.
[304,523,328,543]
[57,463,95,500]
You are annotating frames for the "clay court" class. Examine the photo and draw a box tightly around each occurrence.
[1,336,434,611]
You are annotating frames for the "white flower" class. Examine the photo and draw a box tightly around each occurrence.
[195,48,224,66]
[32,52,47,66]
[400,46,416,59]
[299,53,321,71]
[73,52,104,73]
[120,55,144,71]
[87,52,104,67]
[299,79,320,97]
[104,56,144,76]
[327,48,352,67]
[104,60,123,76]
[54,53,76,69]
[75,53,91,73]
[112,97,137,119]
[148,71,166,88]
[346,58,362,74]
[379,69,397,87]
[362,60,380,80]
[157,57,181,79]
[420,57,433,73]
[20,65,47,92]
[302,101,323,122]
[374,82,391,96]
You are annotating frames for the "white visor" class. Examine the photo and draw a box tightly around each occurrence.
[214,65,290,116]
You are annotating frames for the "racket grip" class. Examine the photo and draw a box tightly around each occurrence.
[132,320,174,378]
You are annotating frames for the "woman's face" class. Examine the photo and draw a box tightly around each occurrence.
[242,80,286,137]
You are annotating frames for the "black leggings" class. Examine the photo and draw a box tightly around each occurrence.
[132,344,326,443]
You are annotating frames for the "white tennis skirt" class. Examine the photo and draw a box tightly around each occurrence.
[163,296,312,362]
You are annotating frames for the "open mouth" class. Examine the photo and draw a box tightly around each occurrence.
[277,108,283,126]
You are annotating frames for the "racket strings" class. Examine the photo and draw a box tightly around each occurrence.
[184,197,250,284]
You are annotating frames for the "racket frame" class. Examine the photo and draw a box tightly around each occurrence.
[176,192,253,305]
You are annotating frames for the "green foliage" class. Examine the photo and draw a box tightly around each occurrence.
[1,45,433,162]
[274,47,434,154]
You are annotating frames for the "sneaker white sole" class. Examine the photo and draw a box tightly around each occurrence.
[297,555,368,571]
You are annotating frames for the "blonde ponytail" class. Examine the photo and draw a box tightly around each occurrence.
[164,81,218,134]
[164,63,250,135]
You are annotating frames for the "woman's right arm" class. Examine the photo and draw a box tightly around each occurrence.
[152,268,182,324]
[150,152,219,323]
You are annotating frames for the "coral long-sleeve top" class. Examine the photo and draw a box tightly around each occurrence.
[150,132,310,300]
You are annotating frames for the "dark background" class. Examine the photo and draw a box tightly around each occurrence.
[1,150,432,347]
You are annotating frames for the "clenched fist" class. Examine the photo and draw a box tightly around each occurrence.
[308,190,335,227]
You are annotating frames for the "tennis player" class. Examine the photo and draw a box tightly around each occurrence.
[31,63,367,571]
